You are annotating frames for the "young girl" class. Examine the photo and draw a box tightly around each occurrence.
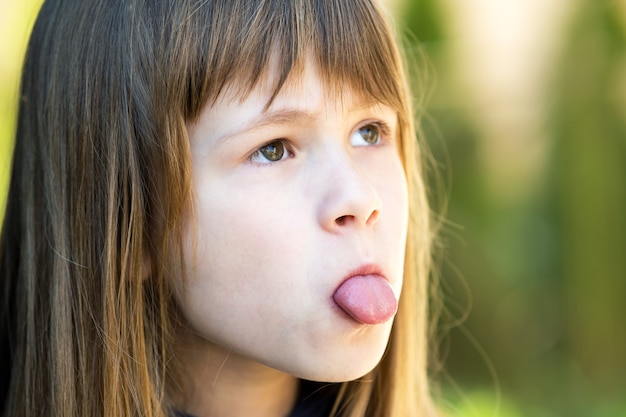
[0,0,437,416]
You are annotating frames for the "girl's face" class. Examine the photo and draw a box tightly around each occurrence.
[179,63,409,382]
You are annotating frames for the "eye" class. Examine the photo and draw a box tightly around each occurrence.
[249,140,290,164]
[350,122,384,147]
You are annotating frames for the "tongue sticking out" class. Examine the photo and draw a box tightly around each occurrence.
[333,275,398,325]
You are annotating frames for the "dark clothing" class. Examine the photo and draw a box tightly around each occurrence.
[175,380,339,417]
[286,380,338,417]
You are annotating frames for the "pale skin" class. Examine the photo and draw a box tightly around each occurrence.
[174,61,409,417]
[175,328,298,417]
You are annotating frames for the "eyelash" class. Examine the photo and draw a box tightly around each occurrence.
[248,139,293,164]
[365,120,392,141]
[371,120,392,136]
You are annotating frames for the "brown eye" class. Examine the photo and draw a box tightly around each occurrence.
[351,123,381,146]
[250,140,287,163]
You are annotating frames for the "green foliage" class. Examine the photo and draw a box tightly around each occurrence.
[400,0,446,46]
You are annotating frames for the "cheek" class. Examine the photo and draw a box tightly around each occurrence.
[178,180,310,327]
[374,156,410,233]
[186,193,273,293]
[371,157,410,289]
[193,185,303,270]
[387,166,409,222]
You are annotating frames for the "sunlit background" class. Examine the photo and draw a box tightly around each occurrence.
[1,1,625,416]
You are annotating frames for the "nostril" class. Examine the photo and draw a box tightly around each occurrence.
[335,215,351,226]
[368,209,381,225]
[334,209,379,227]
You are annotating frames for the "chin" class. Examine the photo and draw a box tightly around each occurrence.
[288,338,390,383]
[298,357,382,383]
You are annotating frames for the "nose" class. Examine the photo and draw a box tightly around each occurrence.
[318,154,382,232]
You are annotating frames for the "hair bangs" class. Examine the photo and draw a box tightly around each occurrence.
[183,0,404,119]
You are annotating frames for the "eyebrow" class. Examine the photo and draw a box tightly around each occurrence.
[215,109,318,145]
[213,100,392,146]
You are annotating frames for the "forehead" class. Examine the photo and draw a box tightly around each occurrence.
[210,50,393,121]
[190,59,395,139]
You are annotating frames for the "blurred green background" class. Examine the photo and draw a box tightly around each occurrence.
[396,0,626,416]
[1,1,625,416]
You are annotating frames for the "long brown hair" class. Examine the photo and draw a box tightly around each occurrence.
[0,0,437,416]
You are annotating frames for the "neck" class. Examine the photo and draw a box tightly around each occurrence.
[173,330,299,417]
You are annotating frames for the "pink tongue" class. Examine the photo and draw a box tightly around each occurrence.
[333,275,397,325]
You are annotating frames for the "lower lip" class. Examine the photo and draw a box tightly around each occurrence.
[332,274,398,325]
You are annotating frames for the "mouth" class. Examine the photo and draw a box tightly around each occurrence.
[332,263,398,325]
